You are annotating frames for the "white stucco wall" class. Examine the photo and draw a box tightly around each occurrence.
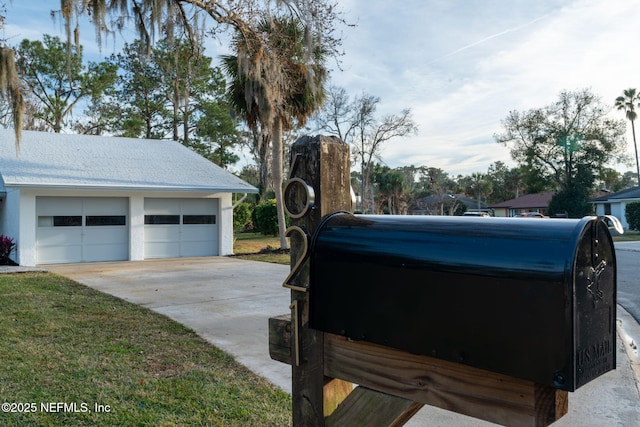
[129,195,145,261]
[0,189,22,264]
[594,201,630,230]
[612,202,628,230]
[218,192,234,256]
[0,189,39,266]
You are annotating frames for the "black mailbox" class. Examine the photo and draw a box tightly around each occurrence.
[309,213,616,391]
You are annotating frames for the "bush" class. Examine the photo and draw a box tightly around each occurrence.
[548,188,591,218]
[625,202,640,231]
[252,199,279,236]
[233,202,253,231]
[0,235,16,265]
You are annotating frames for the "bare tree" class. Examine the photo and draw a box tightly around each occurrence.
[316,88,418,212]
[313,86,358,142]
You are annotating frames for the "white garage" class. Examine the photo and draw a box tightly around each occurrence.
[144,198,219,258]
[36,197,129,264]
[0,130,257,266]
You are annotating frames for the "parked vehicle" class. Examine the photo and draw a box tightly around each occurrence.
[514,212,547,218]
[462,211,490,217]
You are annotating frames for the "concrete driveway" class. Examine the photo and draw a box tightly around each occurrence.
[46,257,640,427]
[46,257,292,392]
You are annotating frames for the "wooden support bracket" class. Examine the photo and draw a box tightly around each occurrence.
[269,315,568,427]
[325,386,423,427]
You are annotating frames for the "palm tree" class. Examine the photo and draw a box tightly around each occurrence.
[615,88,640,185]
[220,53,271,199]
[222,17,327,249]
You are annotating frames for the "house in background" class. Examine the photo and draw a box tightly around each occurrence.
[590,186,640,230]
[489,191,555,217]
[409,194,487,216]
[0,129,257,266]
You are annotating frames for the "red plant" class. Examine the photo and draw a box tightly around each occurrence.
[0,235,16,263]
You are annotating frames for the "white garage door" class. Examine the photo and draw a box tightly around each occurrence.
[36,197,129,264]
[144,198,219,259]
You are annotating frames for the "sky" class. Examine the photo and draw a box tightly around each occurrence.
[3,0,640,177]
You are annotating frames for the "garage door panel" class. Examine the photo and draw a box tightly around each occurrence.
[84,243,128,262]
[36,197,83,215]
[181,225,217,257]
[84,227,127,243]
[181,225,216,241]
[144,225,180,242]
[83,198,128,215]
[38,245,83,264]
[144,224,180,258]
[36,197,129,264]
[181,198,218,212]
[181,241,216,257]
[143,198,218,259]
[144,198,180,214]
[37,227,83,246]
[145,241,180,259]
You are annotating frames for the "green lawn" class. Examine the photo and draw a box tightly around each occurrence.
[233,233,290,265]
[613,231,640,242]
[0,273,291,426]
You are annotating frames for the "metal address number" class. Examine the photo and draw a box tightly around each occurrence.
[282,154,314,292]
[282,225,310,292]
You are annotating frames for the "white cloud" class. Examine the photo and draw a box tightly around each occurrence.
[331,0,640,176]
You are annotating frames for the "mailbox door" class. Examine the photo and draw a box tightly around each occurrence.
[573,219,616,389]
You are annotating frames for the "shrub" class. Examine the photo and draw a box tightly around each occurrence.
[233,202,253,231]
[252,199,279,236]
[0,235,16,265]
[625,202,640,231]
[548,188,591,218]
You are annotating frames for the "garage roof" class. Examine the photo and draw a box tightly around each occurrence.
[0,130,257,193]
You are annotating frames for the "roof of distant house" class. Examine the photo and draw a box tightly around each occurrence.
[590,186,640,202]
[0,129,257,193]
[489,191,555,209]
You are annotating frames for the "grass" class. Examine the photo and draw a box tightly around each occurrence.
[233,233,290,265]
[0,273,291,426]
[613,231,640,242]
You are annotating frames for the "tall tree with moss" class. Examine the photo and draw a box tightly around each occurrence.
[0,1,345,142]
[615,88,640,185]
[15,35,117,133]
[222,16,329,248]
[0,2,23,144]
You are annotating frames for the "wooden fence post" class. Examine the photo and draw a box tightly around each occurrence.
[284,135,352,426]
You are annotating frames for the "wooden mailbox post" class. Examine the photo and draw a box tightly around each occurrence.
[270,135,569,426]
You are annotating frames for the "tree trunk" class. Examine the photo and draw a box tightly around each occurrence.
[272,117,289,249]
[172,76,180,141]
[632,120,639,186]
[257,130,271,200]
